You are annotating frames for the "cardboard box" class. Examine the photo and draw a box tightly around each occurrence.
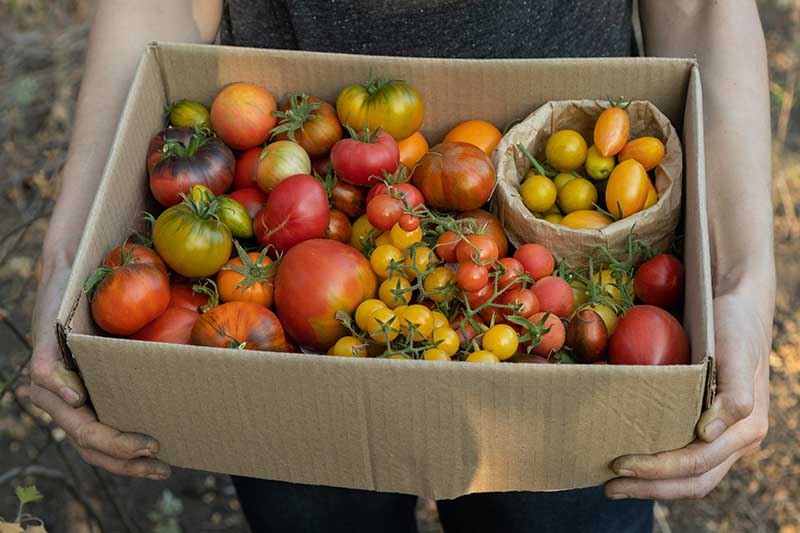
[56,43,714,499]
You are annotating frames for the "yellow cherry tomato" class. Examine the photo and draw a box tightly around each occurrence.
[367,307,399,343]
[545,130,588,172]
[431,311,449,329]
[544,213,563,225]
[355,298,386,331]
[432,327,460,357]
[370,244,404,279]
[397,304,433,341]
[593,269,633,306]
[466,350,500,363]
[379,275,412,308]
[584,145,616,180]
[424,267,457,303]
[374,232,393,247]
[423,348,451,361]
[330,336,368,357]
[558,177,598,214]
[560,210,612,230]
[389,223,423,250]
[643,180,658,209]
[520,174,557,213]
[403,245,436,279]
[554,172,576,192]
[350,215,381,253]
[586,303,618,334]
[481,324,519,360]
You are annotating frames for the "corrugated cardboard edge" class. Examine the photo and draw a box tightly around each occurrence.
[54,45,163,369]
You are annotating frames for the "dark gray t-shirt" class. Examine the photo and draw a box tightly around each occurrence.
[221,0,634,58]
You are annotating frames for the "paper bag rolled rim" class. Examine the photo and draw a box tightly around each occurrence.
[491,99,683,266]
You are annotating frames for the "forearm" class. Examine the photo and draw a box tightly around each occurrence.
[640,0,775,319]
[43,0,221,274]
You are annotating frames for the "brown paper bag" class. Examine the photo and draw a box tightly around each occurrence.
[491,99,682,266]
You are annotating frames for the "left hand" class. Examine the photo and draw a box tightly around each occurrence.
[604,291,770,500]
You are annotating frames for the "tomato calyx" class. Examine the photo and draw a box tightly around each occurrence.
[159,126,214,162]
[313,167,338,204]
[178,186,223,222]
[269,93,322,143]
[361,73,403,96]
[506,313,555,354]
[344,123,382,144]
[221,240,280,292]
[596,95,632,110]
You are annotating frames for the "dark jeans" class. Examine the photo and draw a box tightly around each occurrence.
[232,476,653,533]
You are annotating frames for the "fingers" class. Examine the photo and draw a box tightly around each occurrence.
[604,449,741,500]
[30,384,170,479]
[30,344,87,408]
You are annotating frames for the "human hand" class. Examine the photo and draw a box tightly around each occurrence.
[29,260,172,480]
[604,291,770,499]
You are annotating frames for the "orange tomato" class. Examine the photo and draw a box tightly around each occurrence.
[560,210,612,230]
[617,137,665,171]
[605,159,650,218]
[443,120,503,156]
[644,180,658,209]
[217,248,276,307]
[397,131,429,169]
[594,106,630,157]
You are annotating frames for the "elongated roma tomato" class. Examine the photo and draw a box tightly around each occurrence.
[560,210,612,230]
[618,136,665,171]
[210,82,277,150]
[594,106,630,157]
[605,159,649,218]
[192,301,291,351]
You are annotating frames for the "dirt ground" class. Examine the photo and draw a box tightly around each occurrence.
[1,1,798,531]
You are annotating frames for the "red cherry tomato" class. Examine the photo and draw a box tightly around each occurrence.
[455,235,499,264]
[494,257,525,289]
[366,194,404,231]
[532,276,574,317]
[435,231,460,263]
[465,283,493,309]
[366,182,426,210]
[566,309,608,363]
[399,214,420,231]
[633,254,685,309]
[514,243,554,280]
[456,262,489,292]
[528,312,566,357]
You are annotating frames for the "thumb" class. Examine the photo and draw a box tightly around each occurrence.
[30,335,87,408]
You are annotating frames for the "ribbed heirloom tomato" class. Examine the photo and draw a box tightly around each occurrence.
[192,301,291,352]
[331,129,400,187]
[257,140,312,192]
[103,242,167,274]
[413,142,496,211]
[336,77,424,141]
[271,94,343,158]
[210,82,277,150]
[274,239,378,351]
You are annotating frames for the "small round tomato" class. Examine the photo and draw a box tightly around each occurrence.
[330,180,366,218]
[330,336,368,357]
[379,275,412,308]
[228,188,268,219]
[423,266,457,303]
[544,213,563,225]
[397,131,429,169]
[466,350,500,363]
[456,209,509,259]
[609,305,689,365]
[618,136,665,171]
[605,159,650,219]
[331,129,400,187]
[443,119,503,156]
[431,311,449,330]
[389,223,423,250]
[435,231,461,263]
[520,174,557,213]
[233,147,262,190]
[398,214,420,232]
[528,312,566,357]
[375,232,393,247]
[566,309,609,363]
[466,283,494,310]
[336,78,424,141]
[456,262,489,292]
[494,257,525,290]
[432,327,460,357]
[217,246,275,307]
[594,106,630,157]
[403,245,436,279]
[397,304,433,341]
[585,145,615,180]
[482,324,519,360]
[514,243,554,280]
[350,214,381,253]
[167,99,210,129]
[325,208,352,243]
[497,287,539,320]
[370,244,405,279]
[367,194,404,232]
[355,298,386,331]
[532,276,574,317]
[558,177,597,214]
[554,172,576,192]
[560,210,612,230]
[366,183,425,210]
[367,307,399,343]
[455,235,499,265]
[423,348,450,361]
[545,130,588,172]
[451,313,485,347]
[634,254,684,309]
[257,140,312,192]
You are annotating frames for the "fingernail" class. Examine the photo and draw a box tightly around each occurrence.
[615,469,636,478]
[608,493,629,500]
[60,386,80,404]
[703,419,726,441]
[147,471,170,481]
[612,458,637,477]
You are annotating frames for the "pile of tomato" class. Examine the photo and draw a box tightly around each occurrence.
[84,75,689,366]
[518,99,666,229]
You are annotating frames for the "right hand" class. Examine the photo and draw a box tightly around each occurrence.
[29,261,172,480]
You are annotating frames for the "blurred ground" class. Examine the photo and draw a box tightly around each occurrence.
[0,0,798,531]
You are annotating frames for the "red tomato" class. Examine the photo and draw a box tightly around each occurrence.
[147,127,234,207]
[366,194,404,231]
[274,239,378,351]
[514,244,554,280]
[129,306,199,345]
[366,183,425,210]
[609,305,689,365]
[456,262,489,292]
[330,180,366,218]
[88,263,170,336]
[457,209,508,259]
[498,287,539,319]
[435,231,460,263]
[312,155,333,176]
[210,82,277,150]
[412,142,496,211]
[465,283,493,309]
[103,242,167,275]
[398,214,420,231]
[455,235,500,265]
[634,254,685,309]
[192,301,291,351]
[566,309,608,363]
[451,313,485,348]
[532,276,574,317]
[170,282,210,313]
[325,208,352,243]
[330,129,399,186]
[233,147,262,190]
[528,312,566,357]
[228,188,268,219]
[253,174,329,252]
[495,257,525,289]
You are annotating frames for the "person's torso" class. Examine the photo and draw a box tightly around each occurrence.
[221,0,634,58]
